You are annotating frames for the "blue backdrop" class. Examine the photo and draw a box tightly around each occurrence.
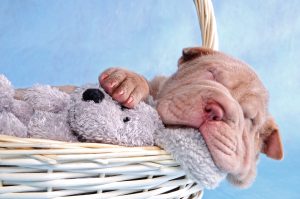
[0,1,299,198]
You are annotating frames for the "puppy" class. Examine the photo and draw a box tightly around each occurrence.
[100,47,283,187]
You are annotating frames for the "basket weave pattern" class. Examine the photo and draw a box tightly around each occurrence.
[0,135,203,198]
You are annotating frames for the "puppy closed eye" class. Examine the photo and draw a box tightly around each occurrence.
[243,108,257,131]
[245,117,257,132]
[242,106,257,124]
[249,118,256,126]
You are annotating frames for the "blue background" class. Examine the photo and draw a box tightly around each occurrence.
[0,0,299,198]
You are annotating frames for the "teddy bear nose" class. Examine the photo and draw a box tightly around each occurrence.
[82,88,105,103]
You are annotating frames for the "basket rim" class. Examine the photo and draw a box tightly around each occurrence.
[0,134,162,150]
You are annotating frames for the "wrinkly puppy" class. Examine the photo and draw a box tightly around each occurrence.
[99,47,284,187]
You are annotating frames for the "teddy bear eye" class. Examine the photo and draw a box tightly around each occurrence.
[123,117,130,123]
[121,105,129,111]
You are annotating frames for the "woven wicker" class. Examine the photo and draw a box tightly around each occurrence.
[0,135,203,198]
[0,0,218,198]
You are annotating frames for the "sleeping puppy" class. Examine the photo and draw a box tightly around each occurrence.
[99,47,283,187]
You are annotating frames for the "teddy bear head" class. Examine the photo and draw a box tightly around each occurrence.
[68,86,163,146]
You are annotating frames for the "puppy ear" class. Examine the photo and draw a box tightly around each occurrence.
[260,117,284,160]
[179,47,215,66]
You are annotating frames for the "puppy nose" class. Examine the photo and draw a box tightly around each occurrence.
[82,88,105,103]
[205,103,224,121]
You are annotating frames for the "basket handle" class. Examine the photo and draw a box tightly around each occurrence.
[193,0,219,50]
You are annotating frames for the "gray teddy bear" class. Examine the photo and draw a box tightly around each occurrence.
[0,74,226,189]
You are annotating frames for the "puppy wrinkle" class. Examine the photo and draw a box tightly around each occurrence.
[212,137,235,156]
[212,133,236,152]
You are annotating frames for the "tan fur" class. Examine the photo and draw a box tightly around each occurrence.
[148,76,168,99]
[15,85,77,100]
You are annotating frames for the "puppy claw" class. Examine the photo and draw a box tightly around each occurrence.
[126,96,133,104]
[100,73,108,81]
[109,81,117,88]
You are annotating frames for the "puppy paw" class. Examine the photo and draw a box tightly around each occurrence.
[99,68,149,108]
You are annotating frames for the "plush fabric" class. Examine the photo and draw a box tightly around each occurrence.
[10,99,34,126]
[28,111,77,142]
[155,127,226,189]
[0,111,27,137]
[0,74,14,112]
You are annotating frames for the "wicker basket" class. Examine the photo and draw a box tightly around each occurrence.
[0,0,218,198]
[0,135,203,198]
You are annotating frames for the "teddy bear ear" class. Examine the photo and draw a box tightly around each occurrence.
[178,47,215,67]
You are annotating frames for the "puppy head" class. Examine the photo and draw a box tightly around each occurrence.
[156,47,283,187]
